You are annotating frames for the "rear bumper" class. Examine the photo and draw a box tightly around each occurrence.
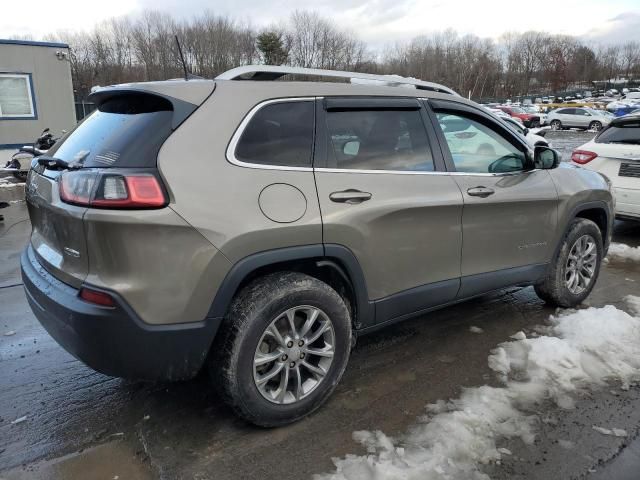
[21,245,221,381]
[613,187,640,219]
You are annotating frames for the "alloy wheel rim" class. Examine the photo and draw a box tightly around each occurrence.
[551,121,560,130]
[565,235,597,295]
[253,306,335,405]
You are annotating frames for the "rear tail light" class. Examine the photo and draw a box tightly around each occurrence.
[60,171,167,208]
[571,150,598,164]
[79,287,115,307]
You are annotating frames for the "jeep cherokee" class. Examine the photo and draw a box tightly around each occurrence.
[21,65,614,426]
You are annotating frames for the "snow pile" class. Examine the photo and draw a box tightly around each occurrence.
[607,242,640,263]
[315,299,640,480]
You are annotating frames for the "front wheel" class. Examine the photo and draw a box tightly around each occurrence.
[550,120,562,130]
[211,272,352,427]
[534,218,603,307]
[589,121,602,132]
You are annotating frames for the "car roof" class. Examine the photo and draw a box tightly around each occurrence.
[93,66,469,107]
[211,79,468,104]
[95,77,477,110]
[216,65,458,95]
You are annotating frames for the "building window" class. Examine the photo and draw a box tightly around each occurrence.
[0,73,36,119]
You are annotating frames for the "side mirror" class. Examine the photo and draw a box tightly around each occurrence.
[343,141,360,156]
[534,146,561,169]
[523,128,529,136]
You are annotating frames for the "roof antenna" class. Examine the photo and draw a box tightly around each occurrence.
[175,35,189,81]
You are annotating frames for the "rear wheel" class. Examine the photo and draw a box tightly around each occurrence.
[211,272,351,427]
[550,120,562,130]
[534,218,603,307]
[589,121,602,132]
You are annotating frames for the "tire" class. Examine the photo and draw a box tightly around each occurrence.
[534,218,603,308]
[550,120,562,130]
[589,121,602,132]
[211,271,352,427]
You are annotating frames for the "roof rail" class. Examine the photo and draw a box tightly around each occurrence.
[215,65,459,96]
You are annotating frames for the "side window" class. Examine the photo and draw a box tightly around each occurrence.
[235,101,314,168]
[436,112,527,174]
[324,109,434,171]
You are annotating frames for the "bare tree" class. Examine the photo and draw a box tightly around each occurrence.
[37,9,640,102]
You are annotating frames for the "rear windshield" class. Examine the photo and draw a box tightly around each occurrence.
[47,94,173,168]
[596,122,640,145]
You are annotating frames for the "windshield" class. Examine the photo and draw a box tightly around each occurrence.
[510,107,525,114]
[596,122,640,144]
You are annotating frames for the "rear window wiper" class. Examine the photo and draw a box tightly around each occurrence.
[37,156,83,170]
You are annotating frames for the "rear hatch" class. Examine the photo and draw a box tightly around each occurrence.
[25,82,214,287]
[592,117,640,189]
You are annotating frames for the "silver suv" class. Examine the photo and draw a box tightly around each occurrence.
[22,66,614,426]
[548,107,612,131]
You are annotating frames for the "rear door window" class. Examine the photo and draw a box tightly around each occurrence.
[234,101,314,168]
[323,109,434,171]
[47,94,174,168]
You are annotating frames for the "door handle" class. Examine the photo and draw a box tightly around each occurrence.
[329,189,372,204]
[467,186,495,198]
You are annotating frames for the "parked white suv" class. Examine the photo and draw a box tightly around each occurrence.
[572,114,640,220]
[502,116,551,148]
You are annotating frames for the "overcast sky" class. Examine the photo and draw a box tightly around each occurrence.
[3,0,640,47]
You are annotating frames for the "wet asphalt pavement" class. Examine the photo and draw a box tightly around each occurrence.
[1,130,640,480]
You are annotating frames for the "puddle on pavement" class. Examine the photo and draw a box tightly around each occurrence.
[0,440,154,480]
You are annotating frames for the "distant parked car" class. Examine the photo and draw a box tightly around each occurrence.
[547,107,612,131]
[522,106,547,125]
[502,116,551,148]
[572,114,640,221]
[496,106,541,127]
[484,106,513,120]
[620,92,640,102]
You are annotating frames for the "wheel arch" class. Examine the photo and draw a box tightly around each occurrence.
[207,244,374,330]
[574,205,609,242]
[552,201,611,262]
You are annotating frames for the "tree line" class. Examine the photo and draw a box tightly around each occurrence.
[40,10,640,101]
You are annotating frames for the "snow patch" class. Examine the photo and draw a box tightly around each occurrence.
[469,326,484,334]
[558,439,575,449]
[592,426,628,437]
[315,301,640,480]
[607,242,640,262]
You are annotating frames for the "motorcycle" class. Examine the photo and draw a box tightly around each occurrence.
[2,128,65,181]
